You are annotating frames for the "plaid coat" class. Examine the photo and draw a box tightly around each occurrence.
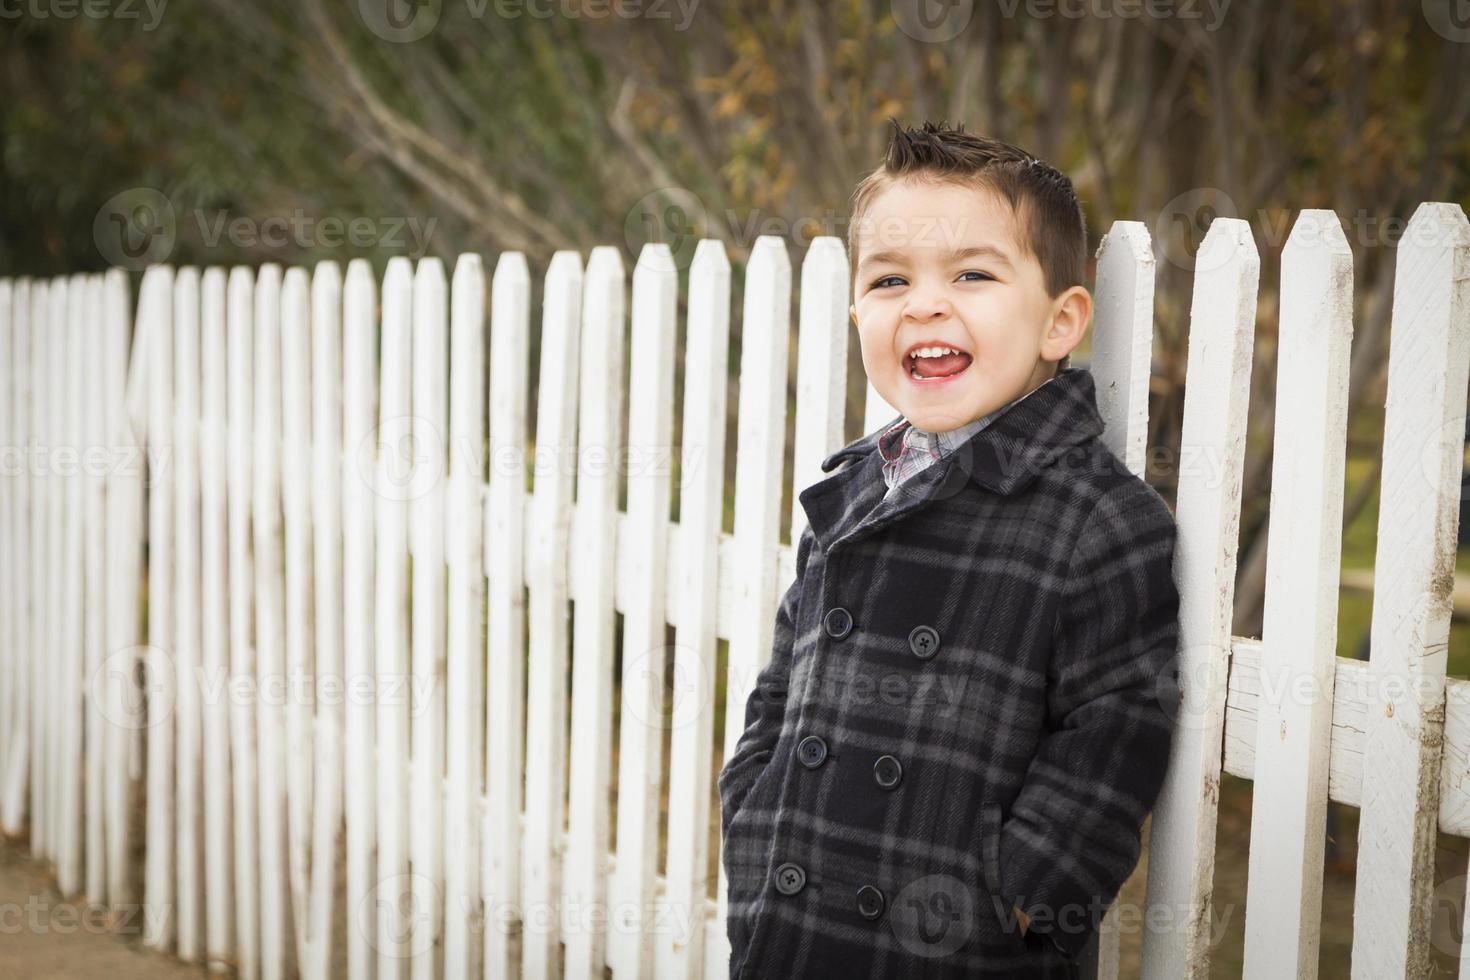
[718,366,1182,980]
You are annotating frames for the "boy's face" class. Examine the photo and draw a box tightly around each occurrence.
[849,179,1089,433]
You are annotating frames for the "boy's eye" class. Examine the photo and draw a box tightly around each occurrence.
[869,270,995,290]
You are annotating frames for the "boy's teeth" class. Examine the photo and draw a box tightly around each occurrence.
[910,346,959,359]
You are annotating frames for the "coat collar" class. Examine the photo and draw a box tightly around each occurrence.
[798,366,1106,551]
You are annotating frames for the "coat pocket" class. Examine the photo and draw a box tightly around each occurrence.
[724,749,775,843]
[978,801,1028,954]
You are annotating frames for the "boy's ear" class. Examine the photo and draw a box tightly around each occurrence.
[850,303,858,328]
[1042,286,1091,361]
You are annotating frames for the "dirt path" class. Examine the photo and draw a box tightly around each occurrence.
[0,836,206,979]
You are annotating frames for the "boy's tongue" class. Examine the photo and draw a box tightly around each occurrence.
[913,352,971,379]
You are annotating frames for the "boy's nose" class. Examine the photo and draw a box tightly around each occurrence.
[902,293,954,321]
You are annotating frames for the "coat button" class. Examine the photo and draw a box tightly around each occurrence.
[797,735,828,769]
[824,607,854,639]
[856,884,886,919]
[873,754,903,789]
[908,625,940,659]
[775,862,807,896]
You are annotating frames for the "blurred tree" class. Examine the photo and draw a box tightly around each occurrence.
[2,0,1467,631]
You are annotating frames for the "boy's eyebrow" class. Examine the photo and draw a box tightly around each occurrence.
[858,244,1015,275]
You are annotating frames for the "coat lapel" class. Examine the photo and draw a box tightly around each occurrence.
[798,366,1107,552]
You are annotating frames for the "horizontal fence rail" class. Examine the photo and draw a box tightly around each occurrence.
[0,203,1468,980]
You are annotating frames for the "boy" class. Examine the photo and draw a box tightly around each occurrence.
[718,121,1182,980]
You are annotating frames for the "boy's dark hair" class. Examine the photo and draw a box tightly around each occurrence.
[848,120,1087,370]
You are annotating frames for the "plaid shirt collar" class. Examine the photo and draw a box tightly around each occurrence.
[876,377,1057,493]
[800,367,1106,550]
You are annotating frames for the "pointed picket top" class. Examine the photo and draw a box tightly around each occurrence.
[635,240,678,279]
[533,249,585,469]
[584,246,626,328]
[691,237,730,278]
[414,256,447,315]
[494,250,530,290]
[384,254,413,296]
[449,250,488,490]
[744,235,792,317]
[1091,220,1157,474]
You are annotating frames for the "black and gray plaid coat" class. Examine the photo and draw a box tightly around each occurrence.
[718,366,1182,980]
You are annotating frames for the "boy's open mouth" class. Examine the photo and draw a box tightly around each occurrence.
[906,346,973,381]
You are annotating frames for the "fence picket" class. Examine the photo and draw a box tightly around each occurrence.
[1091,221,1157,474]
[484,251,531,980]
[29,279,49,858]
[83,273,106,904]
[254,263,292,979]
[662,239,731,980]
[410,257,449,980]
[1140,219,1258,979]
[307,261,345,980]
[200,267,235,967]
[59,272,86,896]
[445,253,487,980]
[227,264,261,980]
[1082,221,1160,976]
[1241,211,1353,978]
[2,279,32,835]
[522,250,584,980]
[718,237,793,980]
[564,246,624,980]
[610,243,678,979]
[0,279,12,835]
[1350,203,1470,979]
[281,266,318,978]
[142,266,176,951]
[375,256,414,978]
[341,258,378,980]
[174,266,204,960]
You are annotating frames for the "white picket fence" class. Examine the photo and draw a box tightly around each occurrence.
[0,202,1468,980]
